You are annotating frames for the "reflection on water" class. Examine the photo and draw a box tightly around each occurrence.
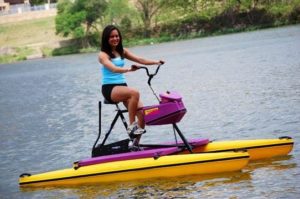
[245,156,299,198]
[247,155,296,171]
[1,25,300,198]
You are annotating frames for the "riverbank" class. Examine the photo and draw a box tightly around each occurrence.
[0,22,296,65]
[0,4,299,65]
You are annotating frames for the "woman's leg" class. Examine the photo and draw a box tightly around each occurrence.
[110,86,140,125]
[136,101,145,128]
[123,100,145,128]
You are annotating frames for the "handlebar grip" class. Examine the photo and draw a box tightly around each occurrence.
[132,63,164,85]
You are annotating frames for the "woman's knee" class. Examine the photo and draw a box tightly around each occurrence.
[128,88,140,100]
[111,86,138,102]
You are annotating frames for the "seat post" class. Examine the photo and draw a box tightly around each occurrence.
[98,100,129,146]
[91,100,131,157]
[115,103,128,129]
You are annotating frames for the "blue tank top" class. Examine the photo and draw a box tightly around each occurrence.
[102,57,126,85]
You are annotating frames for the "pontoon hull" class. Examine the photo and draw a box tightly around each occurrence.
[19,152,249,187]
[190,137,293,160]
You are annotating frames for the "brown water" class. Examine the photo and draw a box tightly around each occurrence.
[0,25,300,198]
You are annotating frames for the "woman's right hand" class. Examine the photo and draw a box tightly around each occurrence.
[131,65,140,71]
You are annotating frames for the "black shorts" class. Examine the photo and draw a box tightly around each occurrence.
[102,83,127,103]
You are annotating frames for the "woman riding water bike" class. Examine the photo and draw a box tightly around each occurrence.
[98,25,164,145]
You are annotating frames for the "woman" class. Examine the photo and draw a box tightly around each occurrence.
[98,25,163,143]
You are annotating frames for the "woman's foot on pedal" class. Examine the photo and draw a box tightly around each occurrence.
[127,122,146,139]
[127,122,146,150]
[127,122,138,139]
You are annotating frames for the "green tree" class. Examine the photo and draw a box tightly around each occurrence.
[104,0,138,33]
[135,0,167,37]
[105,0,131,24]
[55,0,107,47]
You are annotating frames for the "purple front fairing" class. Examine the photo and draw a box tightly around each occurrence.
[143,91,186,125]
[143,102,186,125]
[75,138,209,168]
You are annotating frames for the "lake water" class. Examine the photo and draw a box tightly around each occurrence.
[0,25,300,198]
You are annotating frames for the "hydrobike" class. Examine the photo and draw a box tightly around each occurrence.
[19,64,293,187]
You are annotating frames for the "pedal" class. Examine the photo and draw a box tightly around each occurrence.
[129,135,142,151]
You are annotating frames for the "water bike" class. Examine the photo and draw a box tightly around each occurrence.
[19,64,293,187]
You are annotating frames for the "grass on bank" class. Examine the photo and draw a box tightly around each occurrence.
[0,16,71,64]
[0,17,67,47]
[0,47,34,63]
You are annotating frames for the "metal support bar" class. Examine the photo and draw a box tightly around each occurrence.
[172,123,193,153]
[116,104,128,129]
[100,111,120,146]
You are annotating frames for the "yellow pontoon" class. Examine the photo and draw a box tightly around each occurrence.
[19,152,249,187]
[191,136,293,160]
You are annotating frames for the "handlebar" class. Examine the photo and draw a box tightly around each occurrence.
[132,62,164,86]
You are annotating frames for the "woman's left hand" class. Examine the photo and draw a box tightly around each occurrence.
[158,60,165,65]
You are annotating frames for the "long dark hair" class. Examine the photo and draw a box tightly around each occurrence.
[101,25,124,59]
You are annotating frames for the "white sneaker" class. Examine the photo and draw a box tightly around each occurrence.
[135,127,146,135]
[127,122,146,138]
[127,122,138,139]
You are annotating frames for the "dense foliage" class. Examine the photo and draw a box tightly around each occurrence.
[55,0,107,47]
[55,0,300,49]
